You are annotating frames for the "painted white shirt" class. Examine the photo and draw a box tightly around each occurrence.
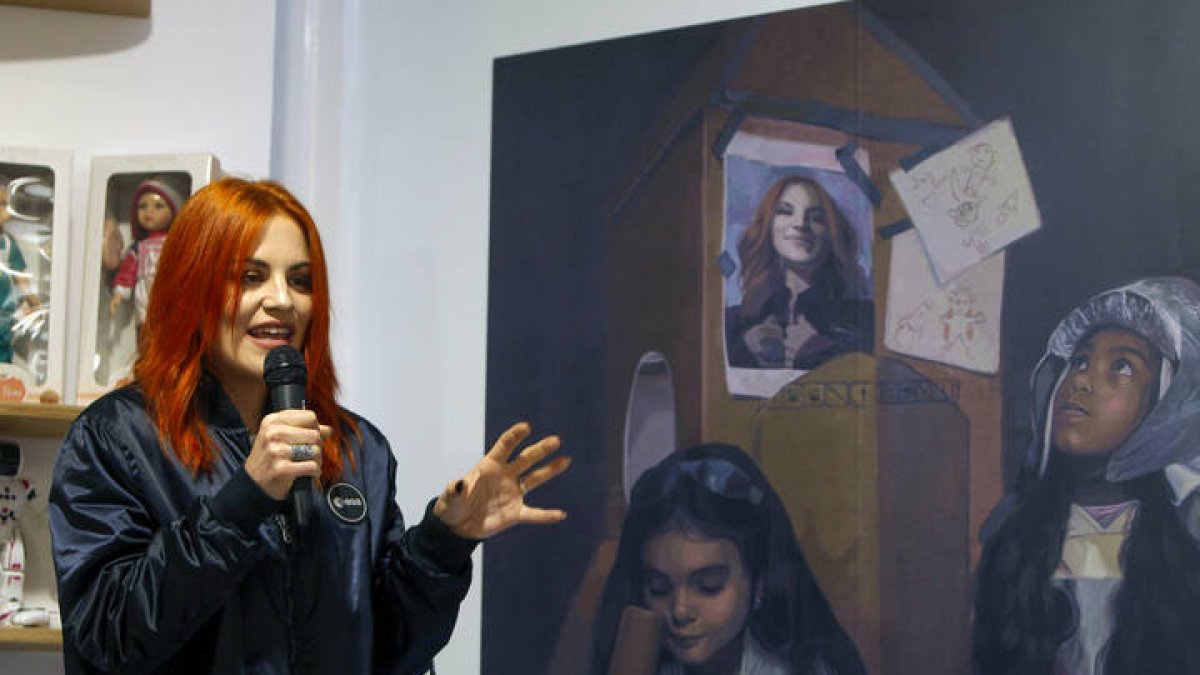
[656,630,831,675]
[1051,501,1138,675]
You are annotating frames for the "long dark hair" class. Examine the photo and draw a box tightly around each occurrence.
[593,444,866,675]
[973,459,1200,674]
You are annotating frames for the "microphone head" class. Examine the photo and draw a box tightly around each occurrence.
[263,345,307,387]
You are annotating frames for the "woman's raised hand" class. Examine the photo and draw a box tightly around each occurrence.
[433,422,571,540]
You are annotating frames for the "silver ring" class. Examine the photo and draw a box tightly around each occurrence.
[290,444,318,462]
[518,477,527,495]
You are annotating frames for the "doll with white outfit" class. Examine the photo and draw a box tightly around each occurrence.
[0,442,35,626]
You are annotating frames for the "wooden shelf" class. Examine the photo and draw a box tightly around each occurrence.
[0,626,62,651]
[0,0,149,17]
[0,403,82,437]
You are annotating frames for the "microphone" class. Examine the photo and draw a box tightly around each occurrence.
[263,345,311,526]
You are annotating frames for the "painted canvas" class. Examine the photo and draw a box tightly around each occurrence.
[485,1,1200,674]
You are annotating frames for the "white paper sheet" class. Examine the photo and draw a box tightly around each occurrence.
[884,229,1004,373]
[889,118,1039,284]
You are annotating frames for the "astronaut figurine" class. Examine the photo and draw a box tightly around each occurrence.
[0,442,34,626]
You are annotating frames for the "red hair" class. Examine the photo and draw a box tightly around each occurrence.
[737,175,863,319]
[135,177,356,482]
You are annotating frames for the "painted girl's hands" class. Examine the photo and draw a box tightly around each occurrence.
[743,319,786,367]
[433,422,571,539]
[783,314,819,363]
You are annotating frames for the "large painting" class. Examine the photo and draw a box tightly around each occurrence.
[485,1,1200,674]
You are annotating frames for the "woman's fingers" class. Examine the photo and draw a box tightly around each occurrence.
[485,421,532,463]
[246,410,326,499]
[259,411,324,448]
[518,505,568,524]
[516,456,571,495]
[509,434,562,475]
[274,441,323,469]
[484,423,566,482]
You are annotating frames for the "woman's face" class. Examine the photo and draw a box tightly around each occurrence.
[641,530,754,668]
[770,182,829,269]
[1052,327,1161,455]
[137,192,174,232]
[206,215,313,397]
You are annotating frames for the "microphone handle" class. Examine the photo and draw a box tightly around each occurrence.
[292,477,313,526]
[269,383,312,527]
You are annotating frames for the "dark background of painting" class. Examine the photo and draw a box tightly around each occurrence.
[485,1,1200,672]
[484,23,722,675]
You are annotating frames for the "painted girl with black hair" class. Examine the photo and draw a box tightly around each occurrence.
[974,277,1200,675]
[593,443,866,675]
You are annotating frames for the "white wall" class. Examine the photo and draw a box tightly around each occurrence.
[333,1,825,673]
[0,1,277,399]
[0,2,275,672]
[0,0,828,672]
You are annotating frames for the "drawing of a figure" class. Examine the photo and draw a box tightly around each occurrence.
[891,297,934,350]
[953,143,997,202]
[592,443,867,675]
[974,277,1200,674]
[940,286,986,355]
[725,175,873,371]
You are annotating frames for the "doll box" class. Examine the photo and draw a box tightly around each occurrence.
[76,153,222,403]
[0,146,72,405]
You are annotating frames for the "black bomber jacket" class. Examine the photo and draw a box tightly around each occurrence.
[49,381,476,674]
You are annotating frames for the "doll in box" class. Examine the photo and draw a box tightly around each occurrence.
[0,176,45,365]
[108,178,184,326]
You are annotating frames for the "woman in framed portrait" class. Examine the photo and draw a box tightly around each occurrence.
[726,175,873,371]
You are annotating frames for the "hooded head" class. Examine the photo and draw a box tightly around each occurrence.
[1027,277,1200,483]
[129,178,184,242]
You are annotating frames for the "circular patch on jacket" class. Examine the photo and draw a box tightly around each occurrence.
[326,483,367,523]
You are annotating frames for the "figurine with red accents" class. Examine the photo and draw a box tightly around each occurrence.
[108,178,184,326]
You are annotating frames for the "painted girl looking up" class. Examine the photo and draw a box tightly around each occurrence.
[593,444,866,675]
[974,277,1200,675]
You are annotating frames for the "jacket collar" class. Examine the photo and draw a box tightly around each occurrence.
[198,372,252,433]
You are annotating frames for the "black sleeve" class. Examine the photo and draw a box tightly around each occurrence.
[372,449,478,674]
[49,413,280,673]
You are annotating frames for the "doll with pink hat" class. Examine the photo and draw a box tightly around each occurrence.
[108,177,184,324]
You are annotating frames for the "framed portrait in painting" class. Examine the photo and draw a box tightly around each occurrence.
[721,118,875,397]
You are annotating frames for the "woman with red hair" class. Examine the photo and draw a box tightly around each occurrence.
[49,178,570,674]
[726,175,874,371]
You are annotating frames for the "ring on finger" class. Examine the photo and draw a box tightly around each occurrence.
[290,443,318,462]
[518,477,528,495]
